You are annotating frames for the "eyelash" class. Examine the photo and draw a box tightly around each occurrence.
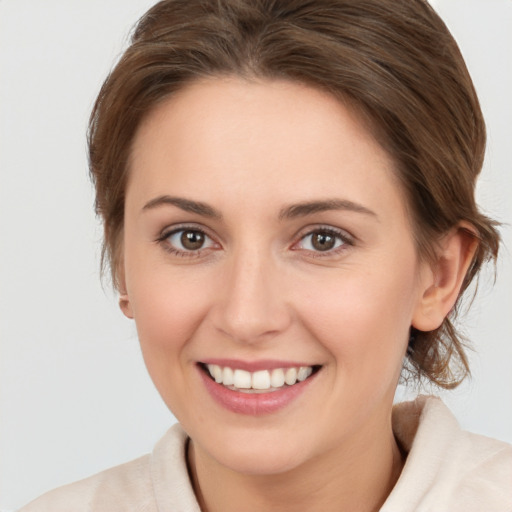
[156,225,218,258]
[292,226,354,258]
[156,224,354,259]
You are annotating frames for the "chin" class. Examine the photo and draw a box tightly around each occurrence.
[190,422,314,476]
[213,444,307,476]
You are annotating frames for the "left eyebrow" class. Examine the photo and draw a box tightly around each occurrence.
[278,199,378,220]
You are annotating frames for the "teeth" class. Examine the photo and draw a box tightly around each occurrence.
[285,367,297,385]
[233,369,252,389]
[297,366,312,382]
[222,366,234,386]
[252,370,271,390]
[212,365,222,383]
[270,368,285,388]
[205,364,315,391]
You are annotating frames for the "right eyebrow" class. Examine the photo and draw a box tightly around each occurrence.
[142,195,223,220]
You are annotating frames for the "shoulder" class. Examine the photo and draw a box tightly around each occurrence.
[19,424,196,512]
[19,454,154,512]
[383,396,512,512]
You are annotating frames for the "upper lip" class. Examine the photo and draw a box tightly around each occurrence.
[199,358,320,372]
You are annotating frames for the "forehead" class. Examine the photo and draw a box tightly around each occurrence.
[127,77,407,222]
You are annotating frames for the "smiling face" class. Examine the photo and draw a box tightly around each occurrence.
[121,77,431,475]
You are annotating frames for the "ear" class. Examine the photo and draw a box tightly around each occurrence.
[119,292,134,319]
[116,249,134,320]
[412,224,478,332]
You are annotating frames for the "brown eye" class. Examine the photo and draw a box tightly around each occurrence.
[181,230,205,250]
[295,228,349,254]
[163,228,216,254]
[311,232,336,251]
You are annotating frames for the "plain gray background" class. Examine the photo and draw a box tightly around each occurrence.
[1,1,511,510]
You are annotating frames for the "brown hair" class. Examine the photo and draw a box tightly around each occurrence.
[88,0,500,388]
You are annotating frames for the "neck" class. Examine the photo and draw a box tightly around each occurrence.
[187,417,404,512]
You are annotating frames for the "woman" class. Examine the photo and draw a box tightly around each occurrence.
[20,0,512,510]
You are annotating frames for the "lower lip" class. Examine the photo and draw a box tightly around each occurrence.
[198,366,318,415]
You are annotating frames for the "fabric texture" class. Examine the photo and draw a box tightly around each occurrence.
[20,396,512,512]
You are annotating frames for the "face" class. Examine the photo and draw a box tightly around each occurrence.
[121,77,430,475]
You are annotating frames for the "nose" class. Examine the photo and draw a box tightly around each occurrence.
[211,248,292,344]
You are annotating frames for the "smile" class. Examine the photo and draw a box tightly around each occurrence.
[205,364,316,393]
[198,362,322,415]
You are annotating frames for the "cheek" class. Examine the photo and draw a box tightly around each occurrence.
[126,268,217,422]
[125,258,214,394]
[131,271,208,346]
[295,262,418,380]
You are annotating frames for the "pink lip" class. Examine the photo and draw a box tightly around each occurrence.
[200,358,315,372]
[198,364,319,416]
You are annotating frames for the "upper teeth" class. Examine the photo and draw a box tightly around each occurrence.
[206,365,313,391]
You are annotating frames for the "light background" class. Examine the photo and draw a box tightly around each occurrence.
[1,1,511,510]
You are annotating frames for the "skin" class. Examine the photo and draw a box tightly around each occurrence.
[119,77,476,512]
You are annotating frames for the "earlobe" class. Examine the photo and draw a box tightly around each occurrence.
[116,251,133,319]
[119,293,134,319]
[412,224,478,332]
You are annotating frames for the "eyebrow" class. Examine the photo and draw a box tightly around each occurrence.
[142,195,377,221]
[142,195,222,219]
[278,199,378,220]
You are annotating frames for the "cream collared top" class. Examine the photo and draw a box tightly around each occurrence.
[20,396,512,512]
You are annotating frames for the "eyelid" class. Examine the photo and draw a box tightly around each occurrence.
[291,225,355,255]
[156,223,221,257]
